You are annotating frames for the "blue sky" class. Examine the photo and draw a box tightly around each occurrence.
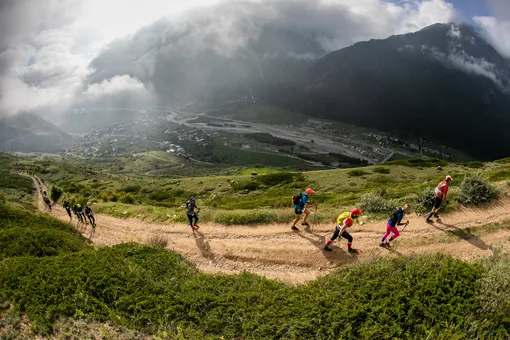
[449,0,490,21]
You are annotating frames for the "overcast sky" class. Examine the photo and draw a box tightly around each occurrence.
[0,0,508,121]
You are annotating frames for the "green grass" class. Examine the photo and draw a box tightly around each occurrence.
[3,153,510,225]
[238,167,280,175]
[1,244,508,339]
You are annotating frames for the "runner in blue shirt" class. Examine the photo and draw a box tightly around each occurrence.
[291,188,317,231]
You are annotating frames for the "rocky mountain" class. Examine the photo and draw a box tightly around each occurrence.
[274,23,510,160]
[0,113,72,153]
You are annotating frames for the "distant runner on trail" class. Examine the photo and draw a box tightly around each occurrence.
[72,204,82,223]
[43,195,52,211]
[291,188,317,231]
[324,208,362,253]
[85,203,96,227]
[380,204,409,249]
[75,203,86,224]
[63,199,72,219]
[426,175,452,222]
[186,197,200,231]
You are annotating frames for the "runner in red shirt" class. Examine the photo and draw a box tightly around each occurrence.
[426,175,452,222]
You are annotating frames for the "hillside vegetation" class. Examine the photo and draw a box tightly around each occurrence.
[2,154,510,338]
[1,202,510,338]
[11,153,509,225]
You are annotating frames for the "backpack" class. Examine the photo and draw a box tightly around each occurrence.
[390,208,402,225]
[292,193,303,205]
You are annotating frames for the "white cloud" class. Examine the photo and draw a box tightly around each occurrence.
[474,16,510,58]
[447,23,462,39]
[83,75,150,99]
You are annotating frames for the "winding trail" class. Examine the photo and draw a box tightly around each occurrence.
[27,173,510,284]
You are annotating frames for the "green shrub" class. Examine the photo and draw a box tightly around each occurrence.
[0,249,488,338]
[231,180,260,192]
[457,175,499,205]
[213,210,276,225]
[372,167,391,174]
[119,185,142,193]
[466,161,484,169]
[475,251,510,337]
[412,190,435,213]
[385,158,448,168]
[110,192,120,202]
[357,193,395,214]
[488,169,510,182]
[120,193,136,204]
[148,191,172,201]
[50,186,63,202]
[347,169,366,177]
[0,204,89,260]
[257,172,304,186]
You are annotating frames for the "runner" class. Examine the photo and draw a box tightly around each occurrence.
[84,203,96,227]
[426,175,452,222]
[63,199,72,219]
[291,188,317,231]
[380,204,409,248]
[186,197,200,231]
[72,204,83,223]
[323,208,363,253]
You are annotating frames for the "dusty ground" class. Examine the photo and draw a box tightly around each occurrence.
[30,175,510,284]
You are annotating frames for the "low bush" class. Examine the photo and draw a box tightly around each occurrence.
[0,204,90,260]
[119,185,142,193]
[0,248,495,338]
[357,193,395,214]
[457,175,499,205]
[146,235,168,249]
[488,169,510,182]
[474,250,510,337]
[372,167,391,174]
[50,186,63,202]
[213,210,276,225]
[120,193,136,204]
[347,169,366,177]
[385,158,448,168]
[257,172,304,186]
[411,189,435,213]
[466,161,484,169]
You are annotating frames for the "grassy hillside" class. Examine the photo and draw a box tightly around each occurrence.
[5,153,510,224]
[1,154,510,338]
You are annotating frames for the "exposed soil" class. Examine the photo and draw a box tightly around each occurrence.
[29,174,510,284]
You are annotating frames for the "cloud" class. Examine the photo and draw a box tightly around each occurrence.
[86,0,459,103]
[474,16,510,58]
[83,75,152,99]
[473,0,510,58]
[1,0,459,119]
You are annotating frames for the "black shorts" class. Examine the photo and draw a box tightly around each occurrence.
[433,197,443,209]
[295,208,304,215]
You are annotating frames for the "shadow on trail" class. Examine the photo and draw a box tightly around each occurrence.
[434,219,492,251]
[296,227,358,264]
[193,230,214,259]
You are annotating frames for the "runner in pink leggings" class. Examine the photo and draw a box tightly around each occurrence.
[380,204,409,249]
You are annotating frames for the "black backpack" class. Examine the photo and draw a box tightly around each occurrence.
[390,208,402,225]
[292,193,303,205]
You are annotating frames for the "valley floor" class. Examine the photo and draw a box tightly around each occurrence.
[31,175,510,284]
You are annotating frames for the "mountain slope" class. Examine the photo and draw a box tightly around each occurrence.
[273,23,510,160]
[0,113,73,153]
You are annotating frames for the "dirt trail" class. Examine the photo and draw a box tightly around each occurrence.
[27,174,510,284]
